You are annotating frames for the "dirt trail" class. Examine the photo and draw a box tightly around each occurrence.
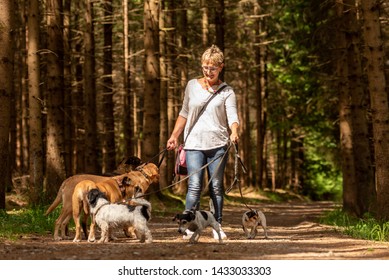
[1,201,389,260]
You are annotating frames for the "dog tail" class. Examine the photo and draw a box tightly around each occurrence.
[44,181,66,216]
[131,198,152,221]
[131,198,152,211]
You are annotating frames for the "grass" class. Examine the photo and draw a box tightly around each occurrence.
[320,208,389,242]
[0,206,60,241]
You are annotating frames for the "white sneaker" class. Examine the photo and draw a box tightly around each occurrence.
[182,229,194,240]
[213,225,227,240]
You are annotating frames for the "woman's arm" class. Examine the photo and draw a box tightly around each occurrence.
[166,115,187,150]
[230,122,239,143]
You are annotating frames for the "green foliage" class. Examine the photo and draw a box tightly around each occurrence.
[265,0,341,199]
[321,209,389,242]
[302,131,342,201]
[0,207,60,240]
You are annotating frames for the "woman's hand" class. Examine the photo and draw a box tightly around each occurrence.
[167,116,187,150]
[230,122,239,143]
[166,137,178,150]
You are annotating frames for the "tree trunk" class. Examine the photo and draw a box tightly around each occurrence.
[122,0,134,158]
[254,3,266,189]
[360,0,389,219]
[143,0,160,167]
[27,0,44,205]
[102,0,116,173]
[214,0,225,80]
[346,0,375,215]
[200,0,209,48]
[63,0,72,177]
[172,1,188,195]
[45,0,66,200]
[83,0,99,174]
[0,0,14,209]
[159,0,168,188]
[335,0,358,215]
[13,0,27,176]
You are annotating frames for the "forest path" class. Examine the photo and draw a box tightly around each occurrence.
[1,200,389,260]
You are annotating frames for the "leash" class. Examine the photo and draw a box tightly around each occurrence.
[141,148,168,168]
[225,142,247,193]
[123,146,230,201]
[224,142,253,211]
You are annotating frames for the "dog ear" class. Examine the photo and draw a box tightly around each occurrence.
[87,189,98,205]
[124,156,142,166]
[189,211,196,220]
[172,214,179,221]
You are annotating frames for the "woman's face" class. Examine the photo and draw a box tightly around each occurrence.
[202,60,223,84]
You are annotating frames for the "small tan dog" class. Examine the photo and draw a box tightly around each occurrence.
[72,176,133,242]
[242,209,268,239]
[45,161,159,241]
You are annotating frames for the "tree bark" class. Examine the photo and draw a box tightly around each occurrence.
[122,0,134,158]
[45,0,66,200]
[63,0,72,177]
[345,0,375,215]
[102,0,116,173]
[200,0,209,48]
[0,0,14,209]
[27,0,44,205]
[83,0,99,174]
[143,0,160,169]
[360,0,389,219]
[335,0,358,215]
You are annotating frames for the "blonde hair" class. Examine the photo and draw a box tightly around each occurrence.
[201,45,224,66]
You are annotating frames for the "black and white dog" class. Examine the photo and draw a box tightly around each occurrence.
[173,209,223,244]
[242,209,268,239]
[87,188,152,243]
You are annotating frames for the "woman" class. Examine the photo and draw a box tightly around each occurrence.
[166,45,239,239]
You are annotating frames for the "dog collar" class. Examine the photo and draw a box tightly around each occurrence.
[138,169,151,181]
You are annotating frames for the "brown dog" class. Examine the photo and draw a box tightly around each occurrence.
[45,162,159,241]
[72,176,133,242]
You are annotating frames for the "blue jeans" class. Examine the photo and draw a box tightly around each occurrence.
[185,146,228,224]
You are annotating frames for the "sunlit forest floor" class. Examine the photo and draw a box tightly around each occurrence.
[2,186,389,260]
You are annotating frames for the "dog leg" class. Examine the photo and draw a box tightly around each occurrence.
[242,224,250,239]
[213,223,223,243]
[53,216,63,241]
[248,225,257,239]
[61,215,72,240]
[135,223,153,243]
[257,211,268,239]
[189,230,202,244]
[54,208,72,241]
[123,226,137,238]
[98,222,109,243]
[242,214,251,239]
[72,205,83,242]
[88,216,97,242]
[144,228,153,243]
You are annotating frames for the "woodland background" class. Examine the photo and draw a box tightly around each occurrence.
[0,0,388,220]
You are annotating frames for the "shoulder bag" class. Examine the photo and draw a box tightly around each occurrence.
[175,85,227,176]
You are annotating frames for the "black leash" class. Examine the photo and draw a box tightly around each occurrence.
[225,143,247,193]
[225,142,252,211]
[140,148,168,169]
[123,146,230,201]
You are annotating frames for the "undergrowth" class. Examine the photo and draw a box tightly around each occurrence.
[320,208,389,242]
[0,207,60,241]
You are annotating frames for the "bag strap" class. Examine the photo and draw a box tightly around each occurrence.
[183,84,227,144]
